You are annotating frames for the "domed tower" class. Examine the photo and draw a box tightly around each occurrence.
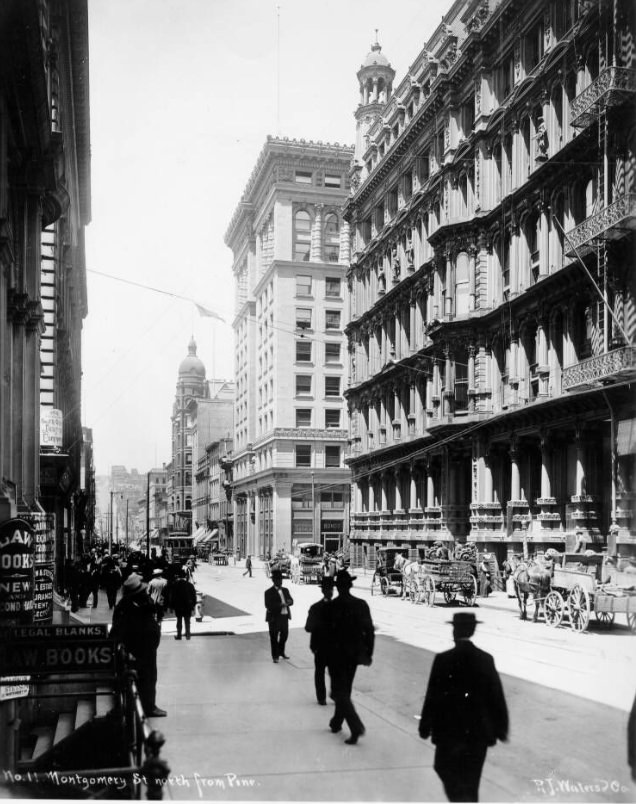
[354,33,395,164]
[170,338,209,532]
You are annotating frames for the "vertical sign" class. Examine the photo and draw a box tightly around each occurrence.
[0,518,35,626]
[23,513,55,624]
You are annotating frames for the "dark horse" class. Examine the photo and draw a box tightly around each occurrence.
[512,559,552,622]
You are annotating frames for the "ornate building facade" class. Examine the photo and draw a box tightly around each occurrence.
[344,0,636,568]
[225,137,354,558]
[0,0,92,609]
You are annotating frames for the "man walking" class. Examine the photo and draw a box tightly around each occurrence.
[243,554,253,577]
[419,612,508,802]
[148,567,168,624]
[327,569,374,745]
[304,576,334,705]
[264,569,293,662]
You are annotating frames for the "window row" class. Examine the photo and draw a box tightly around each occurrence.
[296,307,342,331]
[294,211,341,262]
[296,340,342,363]
[296,275,341,297]
[295,444,342,468]
[296,375,341,396]
[295,408,342,429]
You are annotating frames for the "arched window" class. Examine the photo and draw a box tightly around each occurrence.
[323,213,340,262]
[455,251,470,315]
[294,210,312,261]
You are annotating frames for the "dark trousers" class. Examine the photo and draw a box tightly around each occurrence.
[434,742,488,802]
[90,581,100,607]
[176,612,191,637]
[268,616,289,659]
[106,586,118,610]
[328,661,364,736]
[313,651,328,703]
[134,652,158,715]
[68,586,79,612]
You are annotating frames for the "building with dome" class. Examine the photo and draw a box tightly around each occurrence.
[168,339,234,536]
[344,1,636,570]
[225,137,354,559]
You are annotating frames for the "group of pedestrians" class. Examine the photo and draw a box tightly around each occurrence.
[265,563,508,801]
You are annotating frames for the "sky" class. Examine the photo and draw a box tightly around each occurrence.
[83,0,451,478]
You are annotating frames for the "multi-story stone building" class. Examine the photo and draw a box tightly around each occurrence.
[344,0,636,568]
[0,0,91,612]
[226,137,354,558]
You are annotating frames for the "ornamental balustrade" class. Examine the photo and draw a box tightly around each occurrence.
[564,193,636,256]
[562,345,636,390]
[570,67,636,128]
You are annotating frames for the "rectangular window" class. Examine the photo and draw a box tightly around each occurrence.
[296,308,312,328]
[296,409,311,427]
[324,173,342,188]
[325,277,341,297]
[325,446,341,467]
[325,310,341,330]
[296,275,312,296]
[325,376,340,397]
[325,342,341,363]
[292,488,312,508]
[295,444,311,467]
[296,340,312,362]
[296,375,312,395]
[295,170,312,184]
[325,409,340,428]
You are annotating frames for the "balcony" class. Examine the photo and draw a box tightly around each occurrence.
[562,345,636,391]
[571,67,636,129]
[565,193,636,258]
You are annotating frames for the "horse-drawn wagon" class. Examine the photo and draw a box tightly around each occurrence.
[546,552,636,632]
[371,547,405,596]
[409,559,478,607]
[265,551,291,579]
[290,542,324,584]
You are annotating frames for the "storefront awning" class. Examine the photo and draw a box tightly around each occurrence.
[192,526,208,545]
[199,529,219,545]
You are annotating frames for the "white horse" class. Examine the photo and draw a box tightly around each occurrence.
[394,554,421,598]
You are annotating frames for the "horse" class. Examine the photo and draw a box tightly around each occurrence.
[512,559,553,622]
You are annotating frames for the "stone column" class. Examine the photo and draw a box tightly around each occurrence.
[394,468,403,511]
[510,440,521,501]
[369,475,376,512]
[540,433,552,499]
[381,472,388,511]
[483,449,493,503]
[575,427,586,496]
[427,463,435,507]
[540,203,549,276]
[310,204,323,262]
[537,316,549,397]
[340,218,351,264]
[409,465,418,510]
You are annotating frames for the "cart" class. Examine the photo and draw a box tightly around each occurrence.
[265,551,291,579]
[543,552,636,632]
[291,542,324,584]
[371,547,405,596]
[414,559,478,606]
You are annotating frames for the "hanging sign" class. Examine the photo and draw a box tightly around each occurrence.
[40,408,63,448]
[0,518,35,626]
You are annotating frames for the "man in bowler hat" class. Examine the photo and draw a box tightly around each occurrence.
[327,569,374,745]
[304,576,335,705]
[264,569,293,662]
[419,611,508,802]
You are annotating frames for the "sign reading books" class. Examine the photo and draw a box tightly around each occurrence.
[0,518,35,626]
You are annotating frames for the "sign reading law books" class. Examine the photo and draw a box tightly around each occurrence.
[40,407,63,448]
[0,518,35,626]
[22,512,55,623]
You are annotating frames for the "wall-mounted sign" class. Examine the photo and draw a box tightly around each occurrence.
[23,512,55,624]
[40,407,63,448]
[33,566,54,623]
[0,518,35,626]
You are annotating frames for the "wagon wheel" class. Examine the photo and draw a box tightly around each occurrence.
[444,589,456,604]
[380,577,389,596]
[544,590,564,628]
[627,612,636,634]
[421,575,436,607]
[462,576,478,607]
[567,584,591,632]
[371,572,381,596]
[594,610,615,629]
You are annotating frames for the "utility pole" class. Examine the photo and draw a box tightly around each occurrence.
[109,490,114,554]
[125,499,129,548]
[146,471,151,559]
[311,471,316,544]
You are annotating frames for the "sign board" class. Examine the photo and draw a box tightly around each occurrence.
[40,408,63,448]
[0,518,35,626]
[0,639,115,675]
[33,566,54,622]
[0,675,30,701]
[0,624,108,640]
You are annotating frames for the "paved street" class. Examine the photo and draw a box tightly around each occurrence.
[117,559,636,802]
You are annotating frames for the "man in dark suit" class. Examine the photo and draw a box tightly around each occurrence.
[264,569,293,662]
[304,576,334,705]
[419,611,508,802]
[326,569,375,745]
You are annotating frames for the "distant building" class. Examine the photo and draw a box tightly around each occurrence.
[225,137,354,558]
[344,1,636,567]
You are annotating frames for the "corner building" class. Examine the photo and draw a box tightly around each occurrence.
[344,1,636,568]
[226,137,354,558]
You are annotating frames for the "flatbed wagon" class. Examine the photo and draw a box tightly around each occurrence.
[411,559,478,607]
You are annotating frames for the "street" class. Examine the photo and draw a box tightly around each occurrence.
[148,561,636,802]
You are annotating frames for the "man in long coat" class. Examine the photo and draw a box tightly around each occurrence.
[326,569,374,745]
[304,576,334,705]
[419,611,508,802]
